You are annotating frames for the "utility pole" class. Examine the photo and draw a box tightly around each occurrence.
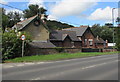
[112,8,116,52]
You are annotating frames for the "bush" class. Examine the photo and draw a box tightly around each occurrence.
[2,30,32,61]
[116,28,120,51]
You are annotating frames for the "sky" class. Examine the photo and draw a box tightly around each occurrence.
[0,0,119,27]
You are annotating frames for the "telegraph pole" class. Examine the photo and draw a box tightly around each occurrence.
[112,8,116,52]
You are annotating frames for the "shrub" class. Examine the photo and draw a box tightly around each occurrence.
[116,28,120,51]
[2,30,32,61]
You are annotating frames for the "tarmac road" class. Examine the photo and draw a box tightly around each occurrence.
[2,54,118,80]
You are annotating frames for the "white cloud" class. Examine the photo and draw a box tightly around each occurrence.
[28,0,44,8]
[0,0,8,4]
[48,15,57,20]
[88,6,118,22]
[50,0,97,17]
[6,9,23,14]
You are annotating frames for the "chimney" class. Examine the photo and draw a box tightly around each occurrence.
[105,40,108,48]
[40,14,47,24]
[96,36,99,40]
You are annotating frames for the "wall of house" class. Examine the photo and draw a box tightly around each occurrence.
[95,43,106,48]
[63,36,72,48]
[50,41,63,47]
[81,29,95,48]
[22,21,49,41]
[74,41,82,48]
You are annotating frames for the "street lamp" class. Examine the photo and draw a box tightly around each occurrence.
[112,8,116,51]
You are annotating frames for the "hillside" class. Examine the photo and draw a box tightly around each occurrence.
[46,20,74,31]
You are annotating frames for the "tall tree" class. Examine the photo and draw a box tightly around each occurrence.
[7,11,21,27]
[23,4,47,18]
[1,8,9,32]
[91,24,114,43]
[116,17,120,50]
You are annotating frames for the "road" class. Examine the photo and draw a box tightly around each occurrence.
[2,54,118,80]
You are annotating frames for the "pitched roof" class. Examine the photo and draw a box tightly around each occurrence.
[50,30,81,41]
[62,26,89,36]
[94,37,105,43]
[29,41,56,48]
[12,15,49,31]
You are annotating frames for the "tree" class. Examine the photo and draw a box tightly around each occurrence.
[1,8,22,32]
[116,17,120,50]
[23,4,47,18]
[2,31,32,61]
[1,8,9,32]
[91,24,114,43]
[46,20,74,31]
[116,17,120,27]
[105,23,113,28]
[116,28,120,51]
[7,11,22,27]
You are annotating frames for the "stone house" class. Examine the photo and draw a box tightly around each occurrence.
[50,30,82,48]
[12,15,55,48]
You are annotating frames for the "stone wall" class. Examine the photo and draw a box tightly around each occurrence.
[102,49,117,52]
[28,47,81,56]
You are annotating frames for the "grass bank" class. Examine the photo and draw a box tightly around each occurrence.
[4,52,118,63]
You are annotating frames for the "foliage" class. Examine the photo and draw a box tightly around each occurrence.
[116,17,120,25]
[2,31,32,61]
[4,52,118,63]
[23,4,47,18]
[1,8,9,32]
[116,28,120,51]
[46,20,74,31]
[7,11,22,28]
[1,8,22,32]
[91,24,114,43]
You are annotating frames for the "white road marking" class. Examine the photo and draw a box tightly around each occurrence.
[31,60,118,80]
[36,62,45,64]
[3,65,14,68]
[24,63,34,65]
[16,64,25,67]
[2,55,118,69]
[82,63,107,69]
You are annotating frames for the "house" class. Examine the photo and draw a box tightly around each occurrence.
[12,14,55,48]
[94,36,108,48]
[12,15,49,42]
[63,26,96,48]
[50,30,82,48]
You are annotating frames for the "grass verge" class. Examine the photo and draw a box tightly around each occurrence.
[4,52,118,63]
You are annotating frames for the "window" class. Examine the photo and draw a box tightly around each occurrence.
[85,39,87,45]
[89,39,93,46]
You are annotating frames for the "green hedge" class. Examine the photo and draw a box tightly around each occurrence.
[2,30,31,61]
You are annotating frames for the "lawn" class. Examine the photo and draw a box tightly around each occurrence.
[4,52,118,63]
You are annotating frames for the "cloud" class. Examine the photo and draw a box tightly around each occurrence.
[47,15,57,20]
[6,9,23,14]
[50,0,97,17]
[88,6,118,22]
[0,0,8,4]
[28,0,44,8]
